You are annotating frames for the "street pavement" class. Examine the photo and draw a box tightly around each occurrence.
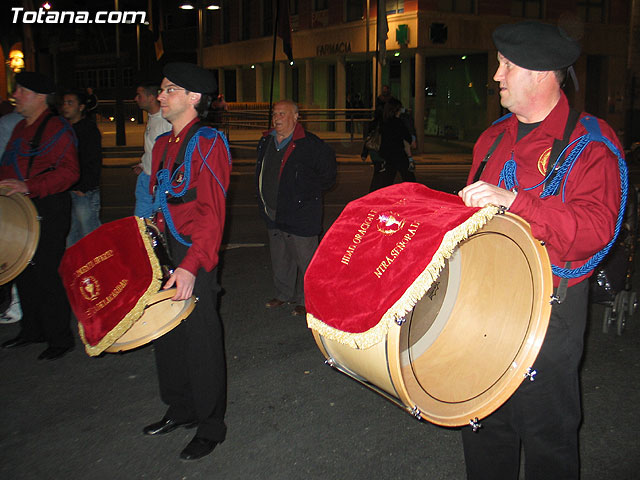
[1,123,639,479]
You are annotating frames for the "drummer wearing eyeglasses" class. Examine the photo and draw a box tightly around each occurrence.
[458,21,624,479]
[143,62,231,462]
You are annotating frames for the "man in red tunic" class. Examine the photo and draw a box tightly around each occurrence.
[459,21,623,479]
[0,72,78,360]
[143,63,231,461]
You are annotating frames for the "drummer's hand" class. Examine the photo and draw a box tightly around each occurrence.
[164,267,195,301]
[0,179,29,196]
[458,181,516,210]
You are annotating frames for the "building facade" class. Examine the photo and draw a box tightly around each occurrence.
[201,0,634,148]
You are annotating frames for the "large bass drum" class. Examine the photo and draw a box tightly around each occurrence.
[0,187,40,285]
[312,213,552,427]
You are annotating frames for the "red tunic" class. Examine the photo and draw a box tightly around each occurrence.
[468,92,623,287]
[149,118,231,275]
[0,109,79,197]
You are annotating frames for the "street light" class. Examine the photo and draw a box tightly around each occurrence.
[179,2,221,66]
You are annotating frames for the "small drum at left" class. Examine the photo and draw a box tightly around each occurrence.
[0,187,40,285]
[59,216,195,356]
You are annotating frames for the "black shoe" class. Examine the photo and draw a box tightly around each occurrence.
[2,337,38,349]
[143,418,197,436]
[37,346,73,361]
[179,436,218,461]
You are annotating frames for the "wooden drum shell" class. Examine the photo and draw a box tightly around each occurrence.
[313,213,552,427]
[0,187,40,285]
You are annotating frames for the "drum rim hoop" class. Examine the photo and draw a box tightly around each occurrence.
[0,187,41,285]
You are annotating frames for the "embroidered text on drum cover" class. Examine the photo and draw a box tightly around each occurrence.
[85,279,129,317]
[374,222,421,279]
[74,249,114,278]
[340,210,377,266]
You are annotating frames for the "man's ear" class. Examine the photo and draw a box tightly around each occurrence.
[536,71,551,83]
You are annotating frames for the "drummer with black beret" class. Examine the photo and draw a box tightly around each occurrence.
[0,71,79,361]
[142,62,231,462]
[459,21,624,479]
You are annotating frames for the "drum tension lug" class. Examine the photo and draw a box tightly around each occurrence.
[469,418,482,432]
[325,357,335,367]
[410,406,421,419]
[395,317,406,326]
[524,367,537,382]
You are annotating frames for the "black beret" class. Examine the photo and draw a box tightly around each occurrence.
[492,21,581,71]
[15,71,56,94]
[162,62,217,94]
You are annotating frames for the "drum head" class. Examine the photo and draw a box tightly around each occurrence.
[0,187,40,285]
[391,214,552,426]
[104,289,196,353]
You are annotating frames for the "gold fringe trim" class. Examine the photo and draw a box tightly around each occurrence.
[80,217,163,356]
[307,206,500,350]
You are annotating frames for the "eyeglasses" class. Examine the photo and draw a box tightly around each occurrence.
[157,86,186,95]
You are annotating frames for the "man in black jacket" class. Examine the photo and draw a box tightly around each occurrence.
[256,100,336,316]
[61,90,102,246]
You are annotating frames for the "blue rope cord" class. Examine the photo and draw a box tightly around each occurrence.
[1,120,76,181]
[498,117,628,278]
[152,126,231,247]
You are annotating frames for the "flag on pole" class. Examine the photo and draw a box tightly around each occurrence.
[377,0,388,66]
[277,0,294,63]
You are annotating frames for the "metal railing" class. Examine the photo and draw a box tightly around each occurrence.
[213,108,375,142]
[93,100,142,124]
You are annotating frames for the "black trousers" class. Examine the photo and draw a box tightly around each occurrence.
[369,157,416,192]
[461,280,589,480]
[152,235,227,442]
[16,192,74,349]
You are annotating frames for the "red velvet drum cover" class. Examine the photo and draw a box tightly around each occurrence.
[305,183,499,349]
[59,217,162,356]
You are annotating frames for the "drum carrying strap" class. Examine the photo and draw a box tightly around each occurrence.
[26,113,55,178]
[1,114,75,181]
[498,115,629,279]
[472,131,504,183]
[159,121,203,204]
[552,262,571,304]
[153,122,231,247]
[543,109,580,195]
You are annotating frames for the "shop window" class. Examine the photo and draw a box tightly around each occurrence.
[578,0,605,23]
[511,0,543,18]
